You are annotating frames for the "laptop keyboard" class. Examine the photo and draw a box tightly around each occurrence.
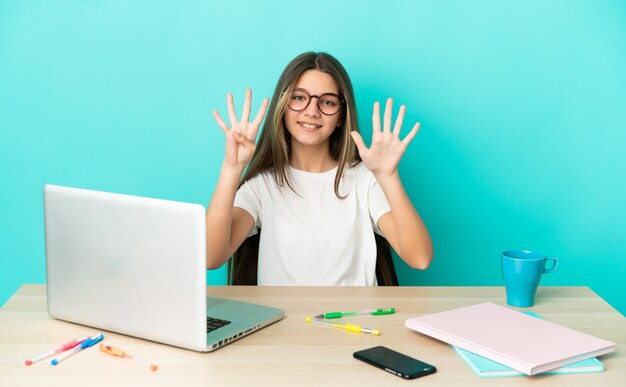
[207,317,231,333]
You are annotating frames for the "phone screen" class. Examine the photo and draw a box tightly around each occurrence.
[353,346,436,379]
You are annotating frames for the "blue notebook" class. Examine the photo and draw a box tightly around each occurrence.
[451,311,604,378]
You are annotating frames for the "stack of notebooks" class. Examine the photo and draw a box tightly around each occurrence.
[405,302,615,377]
[451,343,604,377]
[451,312,604,377]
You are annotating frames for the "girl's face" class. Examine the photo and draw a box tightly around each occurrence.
[284,69,343,151]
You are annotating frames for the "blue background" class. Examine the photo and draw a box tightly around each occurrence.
[1,1,625,315]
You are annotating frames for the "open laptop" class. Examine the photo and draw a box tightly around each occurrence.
[43,184,284,352]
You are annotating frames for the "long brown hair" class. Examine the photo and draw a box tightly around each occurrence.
[228,52,397,286]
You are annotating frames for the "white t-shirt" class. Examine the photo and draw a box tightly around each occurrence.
[233,162,391,286]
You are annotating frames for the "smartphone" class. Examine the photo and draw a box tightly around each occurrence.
[353,346,436,380]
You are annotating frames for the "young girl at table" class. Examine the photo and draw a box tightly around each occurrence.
[206,52,432,286]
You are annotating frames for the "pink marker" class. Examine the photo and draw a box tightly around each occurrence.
[25,336,89,366]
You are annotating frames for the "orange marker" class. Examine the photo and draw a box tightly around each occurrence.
[99,343,157,371]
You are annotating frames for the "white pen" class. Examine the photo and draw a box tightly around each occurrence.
[25,336,89,366]
[51,334,104,366]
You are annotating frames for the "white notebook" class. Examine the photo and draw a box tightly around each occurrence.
[405,302,615,375]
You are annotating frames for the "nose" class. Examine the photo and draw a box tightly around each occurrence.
[303,96,321,117]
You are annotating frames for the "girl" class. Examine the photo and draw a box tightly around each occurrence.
[206,52,432,286]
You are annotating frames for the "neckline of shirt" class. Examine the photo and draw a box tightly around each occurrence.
[288,165,339,177]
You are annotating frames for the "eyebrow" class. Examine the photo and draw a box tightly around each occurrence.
[293,87,340,96]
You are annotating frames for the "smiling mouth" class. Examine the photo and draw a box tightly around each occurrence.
[298,122,322,130]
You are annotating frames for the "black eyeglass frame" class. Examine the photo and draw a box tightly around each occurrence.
[286,88,346,116]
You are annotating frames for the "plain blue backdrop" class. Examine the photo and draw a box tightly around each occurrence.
[1,1,625,315]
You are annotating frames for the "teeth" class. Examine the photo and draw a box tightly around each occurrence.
[300,123,321,129]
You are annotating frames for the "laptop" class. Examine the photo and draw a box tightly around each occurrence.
[43,184,284,352]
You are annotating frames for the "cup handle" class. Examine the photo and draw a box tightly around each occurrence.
[543,257,558,274]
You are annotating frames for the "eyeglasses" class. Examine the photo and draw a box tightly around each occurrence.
[287,88,344,116]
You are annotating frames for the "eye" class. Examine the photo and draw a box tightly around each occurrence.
[320,97,338,106]
[291,92,308,102]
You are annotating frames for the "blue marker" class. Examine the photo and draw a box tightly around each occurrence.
[51,333,104,366]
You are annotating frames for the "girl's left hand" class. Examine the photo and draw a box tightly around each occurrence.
[351,98,420,177]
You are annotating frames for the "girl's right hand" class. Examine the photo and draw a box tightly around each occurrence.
[213,89,269,170]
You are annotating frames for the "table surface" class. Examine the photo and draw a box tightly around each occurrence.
[0,285,624,387]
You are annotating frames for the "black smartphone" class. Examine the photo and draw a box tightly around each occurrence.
[353,346,436,380]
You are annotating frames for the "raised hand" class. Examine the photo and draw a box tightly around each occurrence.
[350,98,420,177]
[213,89,269,169]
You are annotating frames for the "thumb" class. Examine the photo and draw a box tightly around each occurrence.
[350,131,368,157]
[233,132,255,151]
[225,131,238,157]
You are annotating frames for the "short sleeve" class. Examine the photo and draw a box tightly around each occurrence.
[233,179,262,237]
[367,173,391,236]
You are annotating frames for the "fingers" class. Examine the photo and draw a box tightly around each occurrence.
[251,97,270,134]
[383,98,393,133]
[241,88,251,124]
[402,122,421,145]
[213,110,230,136]
[372,102,380,141]
[227,93,238,129]
[372,102,381,132]
[219,90,268,140]
[350,131,368,157]
[393,105,406,136]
